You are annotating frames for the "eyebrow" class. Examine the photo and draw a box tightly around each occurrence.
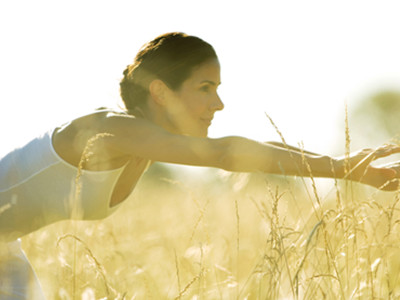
[200,80,221,86]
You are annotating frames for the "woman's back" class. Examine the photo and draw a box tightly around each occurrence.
[52,109,132,171]
[0,110,149,241]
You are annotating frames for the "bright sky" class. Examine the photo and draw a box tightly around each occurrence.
[1,0,400,159]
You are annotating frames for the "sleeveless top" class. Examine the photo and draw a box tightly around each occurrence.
[0,123,130,241]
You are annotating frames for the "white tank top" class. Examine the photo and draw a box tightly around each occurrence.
[0,128,128,241]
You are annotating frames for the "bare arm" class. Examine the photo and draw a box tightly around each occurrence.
[102,115,400,184]
[101,115,317,173]
[50,112,396,191]
[264,141,322,157]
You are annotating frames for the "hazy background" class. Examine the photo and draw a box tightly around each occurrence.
[1,0,400,159]
[3,2,400,297]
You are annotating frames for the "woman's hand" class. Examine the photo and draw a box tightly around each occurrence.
[362,165,399,191]
[367,161,400,191]
[336,145,400,191]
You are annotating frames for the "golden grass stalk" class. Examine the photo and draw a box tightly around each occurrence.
[57,234,120,299]
[174,249,181,298]
[66,132,114,299]
[174,270,203,300]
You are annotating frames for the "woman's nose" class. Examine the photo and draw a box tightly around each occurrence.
[211,94,224,111]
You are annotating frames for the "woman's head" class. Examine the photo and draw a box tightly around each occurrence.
[120,32,218,111]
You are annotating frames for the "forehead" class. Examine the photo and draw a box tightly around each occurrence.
[185,59,221,84]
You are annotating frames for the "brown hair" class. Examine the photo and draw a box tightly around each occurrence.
[120,32,218,111]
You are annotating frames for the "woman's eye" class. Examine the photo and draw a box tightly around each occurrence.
[200,85,210,92]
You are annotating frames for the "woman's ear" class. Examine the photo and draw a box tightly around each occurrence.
[149,79,169,106]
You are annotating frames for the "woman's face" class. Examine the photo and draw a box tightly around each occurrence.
[165,58,224,137]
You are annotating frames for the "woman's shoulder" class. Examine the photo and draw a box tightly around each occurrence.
[81,107,129,119]
[65,107,133,127]
[52,108,136,168]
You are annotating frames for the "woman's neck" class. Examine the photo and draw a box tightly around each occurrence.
[128,106,149,119]
[128,105,181,135]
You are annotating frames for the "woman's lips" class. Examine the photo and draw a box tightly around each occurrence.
[201,118,212,126]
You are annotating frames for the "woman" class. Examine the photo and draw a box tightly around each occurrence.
[1,32,399,299]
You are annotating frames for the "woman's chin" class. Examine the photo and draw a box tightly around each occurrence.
[179,123,209,137]
[185,129,208,138]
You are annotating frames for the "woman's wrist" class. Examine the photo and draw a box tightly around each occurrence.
[306,155,344,179]
[330,157,346,180]
[331,158,397,190]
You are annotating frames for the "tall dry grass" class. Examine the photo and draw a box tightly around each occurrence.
[22,169,400,299]
[23,168,400,299]
[20,118,400,299]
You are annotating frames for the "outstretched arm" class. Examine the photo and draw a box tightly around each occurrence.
[264,141,323,156]
[101,115,399,190]
[227,140,399,191]
[214,137,398,186]
[102,115,336,175]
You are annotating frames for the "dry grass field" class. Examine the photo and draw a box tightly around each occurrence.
[22,162,400,299]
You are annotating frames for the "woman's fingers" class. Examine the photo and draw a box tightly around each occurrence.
[373,144,400,159]
[354,144,400,168]
[373,161,400,191]
[379,178,400,191]
[377,161,400,170]
[364,166,399,191]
